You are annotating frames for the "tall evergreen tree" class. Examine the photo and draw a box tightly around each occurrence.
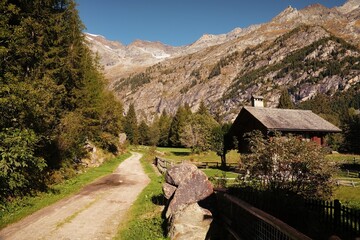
[124,103,139,145]
[169,105,192,147]
[277,89,294,109]
[148,114,160,146]
[342,112,360,153]
[197,100,210,115]
[138,120,150,146]
[157,110,172,147]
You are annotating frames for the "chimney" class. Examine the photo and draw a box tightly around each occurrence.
[251,95,264,107]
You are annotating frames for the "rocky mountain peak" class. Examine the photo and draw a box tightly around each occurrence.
[272,5,300,23]
[190,33,227,47]
[228,27,242,35]
[301,3,331,14]
[128,39,150,47]
[85,33,124,49]
[128,39,167,49]
[226,27,246,39]
[337,0,360,14]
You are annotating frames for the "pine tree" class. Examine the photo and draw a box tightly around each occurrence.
[278,89,294,109]
[157,110,172,147]
[148,115,160,146]
[168,107,184,147]
[342,113,360,153]
[124,103,139,145]
[197,100,210,115]
[169,105,192,147]
[138,120,150,146]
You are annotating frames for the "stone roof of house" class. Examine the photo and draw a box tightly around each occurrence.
[243,106,341,132]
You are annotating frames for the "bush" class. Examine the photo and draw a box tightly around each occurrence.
[242,131,334,199]
[0,128,46,200]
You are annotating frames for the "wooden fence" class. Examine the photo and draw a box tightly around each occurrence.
[343,170,360,178]
[154,157,174,174]
[225,187,360,239]
[306,199,360,239]
[215,190,312,240]
[154,156,238,174]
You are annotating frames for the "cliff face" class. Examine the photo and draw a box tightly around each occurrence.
[88,1,360,122]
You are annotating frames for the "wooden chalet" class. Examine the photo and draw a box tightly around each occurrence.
[226,96,341,152]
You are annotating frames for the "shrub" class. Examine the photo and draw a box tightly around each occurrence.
[242,131,334,199]
[0,128,46,200]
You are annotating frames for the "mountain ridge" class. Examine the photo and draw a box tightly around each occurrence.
[87,0,360,122]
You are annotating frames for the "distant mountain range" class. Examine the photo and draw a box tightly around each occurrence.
[86,0,360,122]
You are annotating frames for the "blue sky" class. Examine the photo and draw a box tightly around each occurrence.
[76,0,346,46]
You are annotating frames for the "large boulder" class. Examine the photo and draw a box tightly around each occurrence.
[163,162,214,240]
[165,163,198,186]
[163,182,177,199]
[168,203,213,240]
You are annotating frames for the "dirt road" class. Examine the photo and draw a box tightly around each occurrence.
[0,152,150,240]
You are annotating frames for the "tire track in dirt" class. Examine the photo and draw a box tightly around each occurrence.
[0,152,149,240]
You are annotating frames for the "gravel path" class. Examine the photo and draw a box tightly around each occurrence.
[0,152,150,240]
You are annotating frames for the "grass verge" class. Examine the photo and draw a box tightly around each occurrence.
[333,185,360,210]
[328,153,360,209]
[202,168,238,178]
[325,153,360,163]
[203,168,239,188]
[0,152,131,229]
[156,147,240,164]
[115,148,168,240]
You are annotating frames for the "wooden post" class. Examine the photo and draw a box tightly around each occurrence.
[334,199,341,230]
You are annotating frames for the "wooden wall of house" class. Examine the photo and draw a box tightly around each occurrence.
[226,109,267,153]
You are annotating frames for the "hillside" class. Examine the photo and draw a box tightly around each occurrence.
[88,0,360,122]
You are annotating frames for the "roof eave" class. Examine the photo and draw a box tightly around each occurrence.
[267,128,342,133]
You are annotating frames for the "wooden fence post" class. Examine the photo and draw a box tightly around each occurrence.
[334,199,341,230]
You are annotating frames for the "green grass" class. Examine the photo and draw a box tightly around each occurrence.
[327,153,360,209]
[333,185,360,210]
[202,168,239,188]
[325,153,360,163]
[0,152,131,229]
[156,147,240,164]
[202,168,238,178]
[115,148,168,240]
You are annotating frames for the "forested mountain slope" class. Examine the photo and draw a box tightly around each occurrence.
[89,1,360,122]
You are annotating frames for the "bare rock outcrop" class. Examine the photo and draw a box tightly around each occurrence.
[163,163,214,240]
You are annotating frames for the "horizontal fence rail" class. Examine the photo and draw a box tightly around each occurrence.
[154,156,238,174]
[154,157,174,174]
[306,199,360,239]
[225,187,360,239]
[215,190,312,240]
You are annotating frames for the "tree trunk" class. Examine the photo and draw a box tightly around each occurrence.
[220,154,226,170]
